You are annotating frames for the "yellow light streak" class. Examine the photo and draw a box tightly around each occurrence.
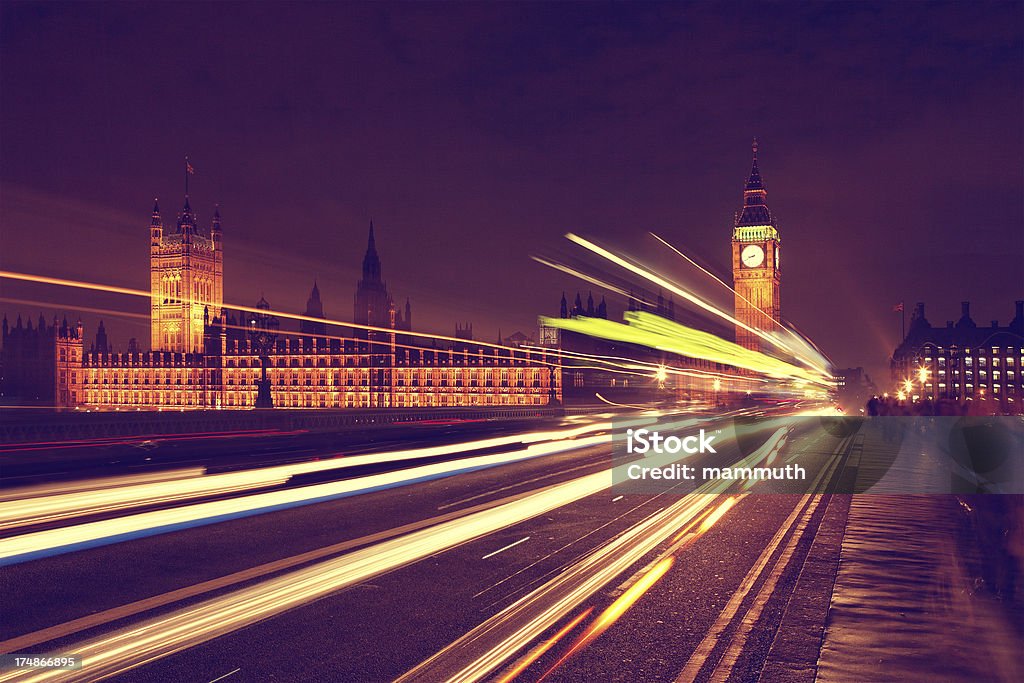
[698,495,737,534]
[539,556,675,680]
[539,312,830,387]
[563,234,803,360]
[0,270,550,358]
[650,232,832,377]
[494,608,593,683]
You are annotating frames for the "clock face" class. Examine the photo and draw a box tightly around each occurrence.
[741,244,765,268]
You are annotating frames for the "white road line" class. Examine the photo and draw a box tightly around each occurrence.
[482,536,531,559]
[0,454,612,683]
[611,495,623,502]
[438,460,603,511]
[398,428,795,683]
[206,668,240,683]
[674,435,849,683]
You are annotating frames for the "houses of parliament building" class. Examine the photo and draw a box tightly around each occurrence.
[3,144,795,411]
[2,189,559,410]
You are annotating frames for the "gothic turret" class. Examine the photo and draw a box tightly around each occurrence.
[150,199,163,248]
[300,280,327,338]
[362,221,382,283]
[211,204,222,239]
[305,280,324,318]
[94,320,109,354]
[177,195,197,235]
[354,220,394,332]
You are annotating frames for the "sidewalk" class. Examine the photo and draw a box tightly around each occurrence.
[815,427,1022,682]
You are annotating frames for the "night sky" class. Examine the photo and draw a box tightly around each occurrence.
[2,1,1022,387]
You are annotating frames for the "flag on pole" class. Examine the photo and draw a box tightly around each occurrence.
[892,302,904,312]
[186,159,195,175]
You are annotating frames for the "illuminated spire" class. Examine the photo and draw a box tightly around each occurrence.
[151,199,162,227]
[735,138,774,229]
[745,137,764,191]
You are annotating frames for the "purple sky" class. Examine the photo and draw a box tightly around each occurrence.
[2,1,1022,387]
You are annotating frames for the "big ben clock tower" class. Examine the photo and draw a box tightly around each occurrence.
[732,139,781,352]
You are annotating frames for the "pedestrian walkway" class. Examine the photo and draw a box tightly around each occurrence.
[816,427,1022,682]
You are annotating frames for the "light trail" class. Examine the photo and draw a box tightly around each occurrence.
[538,233,832,380]
[494,608,593,683]
[0,270,557,359]
[0,297,150,322]
[563,233,800,358]
[698,495,738,533]
[539,556,675,681]
[0,428,295,455]
[0,444,621,683]
[0,468,205,504]
[649,231,832,377]
[650,232,781,334]
[0,422,612,532]
[540,311,830,388]
[398,425,795,683]
[0,428,613,565]
[530,255,635,301]
[523,344,766,386]
[0,417,793,681]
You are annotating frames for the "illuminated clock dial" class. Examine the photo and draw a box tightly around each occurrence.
[741,244,765,268]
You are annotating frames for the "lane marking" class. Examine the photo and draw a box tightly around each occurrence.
[707,495,829,682]
[206,668,240,683]
[438,460,604,511]
[482,537,531,560]
[0,434,610,566]
[611,495,623,502]
[472,491,676,604]
[674,435,850,683]
[0,449,618,682]
[0,484,545,653]
[397,424,793,683]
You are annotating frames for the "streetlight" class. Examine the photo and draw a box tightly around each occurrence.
[248,297,279,409]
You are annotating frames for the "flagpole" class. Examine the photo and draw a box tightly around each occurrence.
[901,305,905,341]
[185,156,189,197]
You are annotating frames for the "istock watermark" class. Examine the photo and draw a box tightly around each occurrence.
[611,416,1024,496]
[625,428,718,455]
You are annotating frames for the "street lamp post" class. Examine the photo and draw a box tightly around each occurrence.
[248,297,279,409]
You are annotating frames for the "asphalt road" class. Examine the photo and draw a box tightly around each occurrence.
[0,412,854,682]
